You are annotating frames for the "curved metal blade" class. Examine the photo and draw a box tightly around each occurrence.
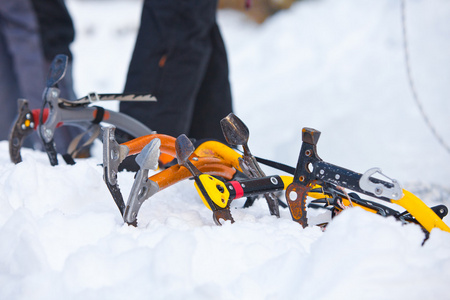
[124,138,161,226]
[175,134,195,165]
[175,134,202,176]
[46,54,68,88]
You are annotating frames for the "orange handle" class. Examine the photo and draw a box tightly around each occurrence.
[122,134,176,157]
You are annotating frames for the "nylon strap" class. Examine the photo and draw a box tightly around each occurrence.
[255,156,295,175]
[92,106,105,124]
[63,124,101,164]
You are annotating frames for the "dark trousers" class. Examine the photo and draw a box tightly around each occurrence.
[120,0,233,143]
[0,0,80,152]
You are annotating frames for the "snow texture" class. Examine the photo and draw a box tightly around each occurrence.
[1,0,450,299]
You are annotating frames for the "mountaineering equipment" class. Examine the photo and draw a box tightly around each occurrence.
[175,134,235,225]
[101,113,449,235]
[9,54,155,165]
[221,113,280,217]
[102,126,239,225]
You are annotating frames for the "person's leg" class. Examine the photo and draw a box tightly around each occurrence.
[0,23,21,141]
[120,0,217,138]
[0,0,46,145]
[1,0,83,154]
[188,23,233,143]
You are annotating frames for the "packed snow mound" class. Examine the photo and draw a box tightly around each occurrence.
[0,143,449,299]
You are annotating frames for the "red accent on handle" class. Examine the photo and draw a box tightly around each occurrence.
[31,109,63,130]
[230,181,244,199]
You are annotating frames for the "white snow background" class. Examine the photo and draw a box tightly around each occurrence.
[1,0,450,299]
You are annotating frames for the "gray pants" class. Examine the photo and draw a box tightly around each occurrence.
[0,0,79,152]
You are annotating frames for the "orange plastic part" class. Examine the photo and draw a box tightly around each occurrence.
[122,134,177,157]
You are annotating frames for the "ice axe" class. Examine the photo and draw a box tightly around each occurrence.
[175,134,234,225]
[38,54,69,165]
[220,113,281,217]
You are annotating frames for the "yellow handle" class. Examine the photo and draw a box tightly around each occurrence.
[392,189,450,233]
[195,174,230,210]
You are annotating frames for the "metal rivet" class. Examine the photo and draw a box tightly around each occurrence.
[375,187,383,195]
[270,177,278,185]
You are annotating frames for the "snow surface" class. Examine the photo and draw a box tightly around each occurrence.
[1,0,450,299]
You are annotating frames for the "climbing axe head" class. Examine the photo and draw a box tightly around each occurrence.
[135,138,161,171]
[175,134,195,166]
[46,54,68,88]
[220,113,250,147]
[175,134,203,177]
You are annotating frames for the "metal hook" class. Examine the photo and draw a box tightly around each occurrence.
[359,168,403,200]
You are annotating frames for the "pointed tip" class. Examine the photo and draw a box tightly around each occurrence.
[135,138,161,170]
